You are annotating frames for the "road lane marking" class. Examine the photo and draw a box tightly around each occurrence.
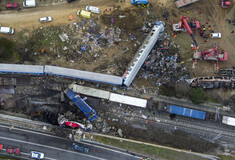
[0,125,142,159]
[80,141,142,159]
[0,124,67,140]
[0,136,107,160]
[20,152,56,160]
[1,149,55,160]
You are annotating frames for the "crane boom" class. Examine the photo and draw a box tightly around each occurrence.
[181,16,199,49]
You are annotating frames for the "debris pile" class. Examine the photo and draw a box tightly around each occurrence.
[139,33,189,87]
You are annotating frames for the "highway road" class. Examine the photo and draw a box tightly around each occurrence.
[0,125,142,160]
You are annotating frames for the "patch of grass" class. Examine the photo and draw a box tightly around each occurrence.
[189,88,206,104]
[0,37,18,62]
[218,155,235,160]
[0,154,22,160]
[207,96,219,103]
[159,86,176,97]
[91,135,207,160]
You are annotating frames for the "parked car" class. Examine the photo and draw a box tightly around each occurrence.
[210,33,221,38]
[0,26,15,34]
[67,0,75,2]
[23,0,36,7]
[0,144,3,150]
[6,3,18,9]
[6,146,20,154]
[39,17,52,23]
[30,151,44,159]
[85,6,100,14]
[77,10,91,19]
[72,143,89,153]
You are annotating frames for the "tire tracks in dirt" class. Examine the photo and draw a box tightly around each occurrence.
[0,0,115,31]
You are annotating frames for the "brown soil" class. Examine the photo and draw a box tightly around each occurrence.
[0,0,115,31]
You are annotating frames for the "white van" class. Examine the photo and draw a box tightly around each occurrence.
[23,0,36,7]
[0,26,14,34]
[85,6,100,14]
[210,33,221,38]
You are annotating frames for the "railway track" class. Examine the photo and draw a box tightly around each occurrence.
[108,109,235,138]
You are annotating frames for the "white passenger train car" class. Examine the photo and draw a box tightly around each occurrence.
[70,84,111,99]
[0,63,44,75]
[44,65,123,85]
[109,93,147,108]
[122,21,164,86]
[222,116,235,127]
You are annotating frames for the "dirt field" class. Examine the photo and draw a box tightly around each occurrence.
[0,0,116,30]
[158,0,235,77]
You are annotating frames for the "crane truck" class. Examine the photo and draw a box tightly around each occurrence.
[193,46,227,68]
[172,16,200,50]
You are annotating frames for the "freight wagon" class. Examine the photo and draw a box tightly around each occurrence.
[166,105,206,120]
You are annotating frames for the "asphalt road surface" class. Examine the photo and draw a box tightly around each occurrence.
[0,124,142,160]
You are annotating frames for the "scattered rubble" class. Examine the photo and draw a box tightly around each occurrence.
[139,33,189,87]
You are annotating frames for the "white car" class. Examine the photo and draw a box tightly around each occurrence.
[0,26,14,34]
[210,33,221,38]
[39,17,52,23]
[85,6,100,14]
[30,151,44,159]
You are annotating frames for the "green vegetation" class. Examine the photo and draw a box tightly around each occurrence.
[218,155,235,160]
[207,96,219,103]
[189,88,206,104]
[159,86,176,97]
[0,38,17,62]
[0,154,22,160]
[160,84,208,104]
[89,135,207,160]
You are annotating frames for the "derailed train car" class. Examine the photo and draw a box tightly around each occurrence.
[0,63,44,75]
[166,105,206,120]
[44,65,123,85]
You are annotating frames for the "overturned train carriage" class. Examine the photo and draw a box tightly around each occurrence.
[122,21,165,86]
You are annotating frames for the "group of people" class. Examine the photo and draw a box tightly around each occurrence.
[199,24,214,42]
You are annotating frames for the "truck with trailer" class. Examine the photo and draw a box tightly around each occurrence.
[175,0,199,8]
[222,116,235,127]
[166,105,206,120]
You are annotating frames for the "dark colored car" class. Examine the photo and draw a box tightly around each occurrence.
[6,3,18,9]
[67,0,75,3]
[7,146,20,154]
[72,143,89,153]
